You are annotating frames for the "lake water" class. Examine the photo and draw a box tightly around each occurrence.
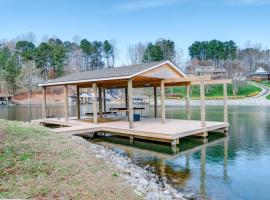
[1,104,270,200]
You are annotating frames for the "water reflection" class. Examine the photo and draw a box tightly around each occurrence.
[93,133,228,199]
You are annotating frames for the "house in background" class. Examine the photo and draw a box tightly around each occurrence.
[249,67,270,82]
[187,65,227,80]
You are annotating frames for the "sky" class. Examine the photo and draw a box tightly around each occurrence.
[0,0,270,66]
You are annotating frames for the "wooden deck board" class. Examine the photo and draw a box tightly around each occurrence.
[32,117,228,143]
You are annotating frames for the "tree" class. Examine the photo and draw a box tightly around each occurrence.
[15,41,35,65]
[35,42,52,80]
[156,39,175,62]
[4,55,19,96]
[127,42,146,65]
[143,43,164,62]
[188,40,238,67]
[48,38,66,77]
[226,61,247,95]
[103,40,114,68]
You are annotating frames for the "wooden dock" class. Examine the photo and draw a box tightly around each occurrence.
[32,117,228,151]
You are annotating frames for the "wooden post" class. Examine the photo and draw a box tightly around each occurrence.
[92,83,98,124]
[186,84,191,120]
[76,85,80,120]
[128,79,134,129]
[154,86,157,118]
[160,80,165,123]
[103,88,106,113]
[98,86,103,118]
[223,83,228,124]
[200,81,206,127]
[171,139,179,153]
[42,86,47,119]
[125,87,128,117]
[64,85,69,121]
[129,136,134,145]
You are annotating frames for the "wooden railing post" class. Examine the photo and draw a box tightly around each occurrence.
[76,85,80,120]
[128,78,134,129]
[98,86,103,118]
[92,83,98,124]
[200,81,206,127]
[64,85,69,121]
[154,86,157,118]
[161,80,165,123]
[186,84,191,120]
[103,88,106,113]
[42,86,47,119]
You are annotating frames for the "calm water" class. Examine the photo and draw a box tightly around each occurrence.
[1,104,270,200]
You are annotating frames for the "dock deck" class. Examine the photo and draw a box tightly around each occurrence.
[32,117,228,148]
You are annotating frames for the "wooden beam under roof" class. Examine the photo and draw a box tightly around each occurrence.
[192,79,232,85]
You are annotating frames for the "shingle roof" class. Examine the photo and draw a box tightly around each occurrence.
[39,61,166,86]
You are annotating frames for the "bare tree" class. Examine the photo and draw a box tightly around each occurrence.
[126,42,146,65]
[226,60,247,96]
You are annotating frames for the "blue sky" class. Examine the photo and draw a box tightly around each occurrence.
[0,0,270,65]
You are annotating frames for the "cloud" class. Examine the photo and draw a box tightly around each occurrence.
[114,0,179,12]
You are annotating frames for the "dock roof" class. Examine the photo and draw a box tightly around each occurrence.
[39,60,187,87]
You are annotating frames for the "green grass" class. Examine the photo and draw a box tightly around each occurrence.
[266,94,270,100]
[0,120,141,200]
[166,82,261,98]
[260,81,270,87]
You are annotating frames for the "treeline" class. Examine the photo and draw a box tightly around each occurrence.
[188,40,237,66]
[188,40,270,95]
[0,36,117,96]
[188,39,270,72]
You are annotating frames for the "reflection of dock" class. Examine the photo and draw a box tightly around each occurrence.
[99,134,229,193]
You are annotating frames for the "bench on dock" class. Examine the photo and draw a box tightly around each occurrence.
[85,111,118,116]
[110,107,145,115]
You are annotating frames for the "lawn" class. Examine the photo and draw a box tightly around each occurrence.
[166,82,261,98]
[0,120,140,200]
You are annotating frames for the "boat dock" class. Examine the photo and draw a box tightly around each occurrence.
[35,61,230,152]
[32,117,228,151]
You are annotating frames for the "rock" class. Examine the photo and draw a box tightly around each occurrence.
[146,192,159,200]
[138,178,148,187]
[95,155,102,159]
[134,189,143,196]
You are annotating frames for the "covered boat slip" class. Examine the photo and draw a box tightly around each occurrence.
[36,60,230,150]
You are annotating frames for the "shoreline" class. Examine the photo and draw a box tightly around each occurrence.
[70,134,188,200]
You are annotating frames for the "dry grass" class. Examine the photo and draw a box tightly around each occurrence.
[0,119,141,200]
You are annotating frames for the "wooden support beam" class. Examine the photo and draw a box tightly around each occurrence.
[42,86,47,119]
[154,86,157,118]
[223,83,228,125]
[92,82,98,124]
[125,87,128,117]
[171,139,179,153]
[64,85,69,121]
[192,79,232,86]
[200,81,206,127]
[128,79,134,129]
[103,88,106,112]
[98,86,103,118]
[160,80,165,123]
[186,84,191,120]
[129,135,134,145]
[76,85,80,120]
